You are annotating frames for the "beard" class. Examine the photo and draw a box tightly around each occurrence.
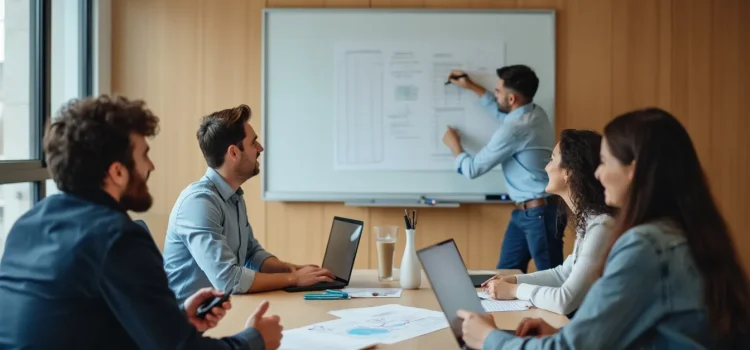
[120,170,153,212]
[497,95,512,114]
[238,153,260,181]
[497,101,512,114]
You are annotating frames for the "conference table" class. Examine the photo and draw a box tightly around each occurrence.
[206,270,570,349]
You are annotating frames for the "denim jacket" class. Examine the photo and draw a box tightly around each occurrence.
[484,219,729,349]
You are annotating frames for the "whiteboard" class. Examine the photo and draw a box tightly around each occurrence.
[262,9,555,202]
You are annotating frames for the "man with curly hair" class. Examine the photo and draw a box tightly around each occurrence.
[0,96,282,350]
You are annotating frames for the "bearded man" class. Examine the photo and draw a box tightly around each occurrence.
[0,96,282,349]
[163,104,334,304]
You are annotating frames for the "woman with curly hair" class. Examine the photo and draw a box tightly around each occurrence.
[482,129,615,316]
[460,109,749,349]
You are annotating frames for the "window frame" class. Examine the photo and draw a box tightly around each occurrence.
[0,0,95,202]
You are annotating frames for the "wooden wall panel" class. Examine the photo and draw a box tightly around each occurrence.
[737,0,750,270]
[561,0,611,131]
[610,0,661,115]
[681,0,713,165]
[466,204,510,269]
[267,0,369,7]
[111,0,750,277]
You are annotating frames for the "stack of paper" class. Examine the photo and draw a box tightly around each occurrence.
[280,304,448,350]
[481,299,532,312]
[477,291,533,311]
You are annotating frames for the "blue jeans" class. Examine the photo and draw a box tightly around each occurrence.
[496,202,566,273]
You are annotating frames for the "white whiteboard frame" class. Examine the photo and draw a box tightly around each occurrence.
[261,8,556,204]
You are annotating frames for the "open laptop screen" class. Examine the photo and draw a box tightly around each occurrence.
[321,217,363,281]
[418,239,485,349]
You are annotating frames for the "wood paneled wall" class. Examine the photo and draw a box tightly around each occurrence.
[112,0,750,273]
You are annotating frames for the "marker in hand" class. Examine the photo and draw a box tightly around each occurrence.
[445,74,468,85]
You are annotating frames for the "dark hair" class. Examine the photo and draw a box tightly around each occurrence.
[197,104,251,168]
[604,107,750,342]
[44,95,159,193]
[496,65,539,102]
[558,129,615,234]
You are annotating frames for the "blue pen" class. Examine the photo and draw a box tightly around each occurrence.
[304,294,349,300]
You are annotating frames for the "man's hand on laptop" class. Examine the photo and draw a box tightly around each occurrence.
[283,262,319,273]
[291,266,335,286]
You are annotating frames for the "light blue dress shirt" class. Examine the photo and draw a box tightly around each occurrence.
[483,220,728,349]
[455,92,555,202]
[163,168,274,305]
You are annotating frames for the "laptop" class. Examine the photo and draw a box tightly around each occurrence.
[417,239,492,350]
[283,216,364,292]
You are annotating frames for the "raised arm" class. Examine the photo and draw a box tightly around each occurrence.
[482,232,662,349]
[455,123,526,179]
[100,224,263,350]
[448,70,508,119]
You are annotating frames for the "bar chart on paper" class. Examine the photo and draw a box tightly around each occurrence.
[334,40,506,172]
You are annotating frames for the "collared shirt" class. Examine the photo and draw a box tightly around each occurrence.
[0,190,262,349]
[163,168,274,305]
[455,92,555,202]
[484,220,731,349]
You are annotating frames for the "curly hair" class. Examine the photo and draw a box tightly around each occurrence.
[558,129,614,234]
[44,95,160,193]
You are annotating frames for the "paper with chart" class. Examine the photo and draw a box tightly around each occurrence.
[305,304,450,344]
[334,40,506,171]
[280,328,377,350]
[341,288,403,298]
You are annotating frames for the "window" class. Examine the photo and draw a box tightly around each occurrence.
[0,0,94,257]
[0,0,35,162]
[0,182,33,257]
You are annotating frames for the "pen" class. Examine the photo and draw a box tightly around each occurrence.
[404,210,412,230]
[304,294,349,300]
[444,74,468,85]
[412,210,416,229]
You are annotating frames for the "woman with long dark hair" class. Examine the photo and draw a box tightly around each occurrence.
[482,130,614,316]
[458,108,750,349]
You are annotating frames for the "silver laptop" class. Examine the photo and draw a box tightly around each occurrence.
[417,238,487,350]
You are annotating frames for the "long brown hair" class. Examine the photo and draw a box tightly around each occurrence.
[603,108,750,342]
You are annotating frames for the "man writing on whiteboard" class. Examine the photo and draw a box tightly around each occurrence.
[442,64,564,273]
